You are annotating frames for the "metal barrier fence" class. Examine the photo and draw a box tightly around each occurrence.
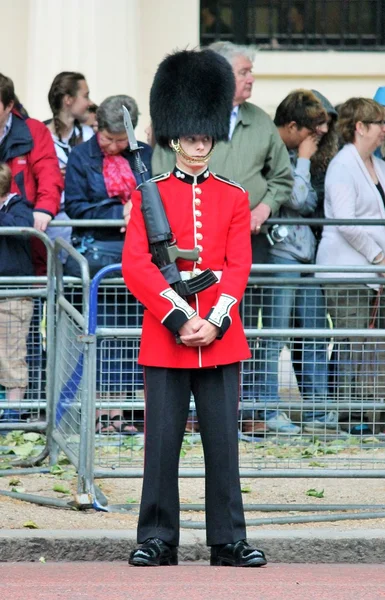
[48,231,385,513]
[3,220,385,522]
[0,228,57,509]
[0,229,55,447]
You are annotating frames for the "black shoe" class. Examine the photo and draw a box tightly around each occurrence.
[210,540,267,567]
[129,538,178,566]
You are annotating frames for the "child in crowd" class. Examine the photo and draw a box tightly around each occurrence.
[0,163,34,424]
[81,103,98,133]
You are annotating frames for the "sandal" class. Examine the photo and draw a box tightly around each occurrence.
[95,415,115,434]
[110,415,138,435]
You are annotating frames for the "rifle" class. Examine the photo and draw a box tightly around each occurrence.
[122,106,218,297]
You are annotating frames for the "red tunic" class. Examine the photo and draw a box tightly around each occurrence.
[122,168,251,368]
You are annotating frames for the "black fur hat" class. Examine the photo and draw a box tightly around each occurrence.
[150,49,235,148]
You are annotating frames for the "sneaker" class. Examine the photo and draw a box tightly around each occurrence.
[0,409,21,422]
[348,423,372,435]
[303,410,340,433]
[265,412,301,435]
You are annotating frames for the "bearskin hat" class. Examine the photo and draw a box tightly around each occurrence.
[150,49,235,148]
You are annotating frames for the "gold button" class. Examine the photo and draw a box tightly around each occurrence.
[197,245,203,252]
[197,257,203,264]
[195,210,202,217]
[196,233,203,240]
[195,187,202,194]
[196,221,202,228]
[194,198,201,205]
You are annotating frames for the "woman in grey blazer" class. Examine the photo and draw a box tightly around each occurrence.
[316,97,385,434]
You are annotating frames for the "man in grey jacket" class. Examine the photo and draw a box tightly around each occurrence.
[254,89,340,434]
[151,41,293,264]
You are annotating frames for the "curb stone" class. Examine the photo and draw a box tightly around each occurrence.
[1,529,385,563]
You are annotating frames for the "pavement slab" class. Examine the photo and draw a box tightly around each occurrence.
[1,562,385,600]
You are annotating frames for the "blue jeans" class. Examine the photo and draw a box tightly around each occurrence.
[244,256,329,419]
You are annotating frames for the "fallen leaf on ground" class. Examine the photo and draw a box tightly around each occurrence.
[52,483,71,494]
[306,488,325,498]
[23,521,39,529]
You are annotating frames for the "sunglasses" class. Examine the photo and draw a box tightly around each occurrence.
[362,120,385,125]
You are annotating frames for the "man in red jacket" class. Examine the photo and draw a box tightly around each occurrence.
[0,73,63,273]
[123,49,267,568]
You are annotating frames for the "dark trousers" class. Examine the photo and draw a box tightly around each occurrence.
[138,363,246,546]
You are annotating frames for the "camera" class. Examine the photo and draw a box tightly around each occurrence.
[263,224,289,246]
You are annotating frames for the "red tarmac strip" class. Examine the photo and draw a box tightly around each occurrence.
[0,562,384,600]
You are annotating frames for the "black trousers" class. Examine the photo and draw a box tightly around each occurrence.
[137,363,246,546]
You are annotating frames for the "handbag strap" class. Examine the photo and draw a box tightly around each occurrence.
[369,285,384,329]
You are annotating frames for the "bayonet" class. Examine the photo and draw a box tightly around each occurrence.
[122,105,140,153]
[122,105,147,182]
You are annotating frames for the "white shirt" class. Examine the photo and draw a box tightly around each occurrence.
[228,106,239,140]
[0,114,12,145]
[49,124,94,209]
[50,124,94,169]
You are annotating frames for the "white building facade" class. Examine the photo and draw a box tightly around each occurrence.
[2,0,385,139]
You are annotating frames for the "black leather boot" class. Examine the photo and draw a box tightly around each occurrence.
[210,540,267,567]
[129,538,178,566]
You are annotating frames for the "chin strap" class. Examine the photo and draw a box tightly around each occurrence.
[170,138,215,164]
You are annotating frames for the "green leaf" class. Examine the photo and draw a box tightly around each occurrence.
[11,487,26,493]
[39,556,46,563]
[4,440,17,448]
[23,433,41,443]
[306,488,324,498]
[324,447,339,455]
[53,483,71,494]
[308,461,325,468]
[23,521,39,529]
[8,477,21,486]
[241,486,251,493]
[50,465,65,475]
[12,442,35,458]
[126,497,137,504]
[7,431,24,442]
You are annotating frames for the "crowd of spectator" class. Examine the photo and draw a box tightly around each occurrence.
[1,41,385,436]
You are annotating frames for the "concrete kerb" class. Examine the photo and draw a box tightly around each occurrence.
[1,529,385,563]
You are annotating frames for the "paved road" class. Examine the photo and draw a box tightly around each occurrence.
[1,562,384,600]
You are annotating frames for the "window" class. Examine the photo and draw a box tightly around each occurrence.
[200,0,385,50]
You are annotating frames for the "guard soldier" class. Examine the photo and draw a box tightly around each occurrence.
[122,48,267,568]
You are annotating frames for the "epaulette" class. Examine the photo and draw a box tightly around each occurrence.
[212,172,246,192]
[149,172,171,183]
